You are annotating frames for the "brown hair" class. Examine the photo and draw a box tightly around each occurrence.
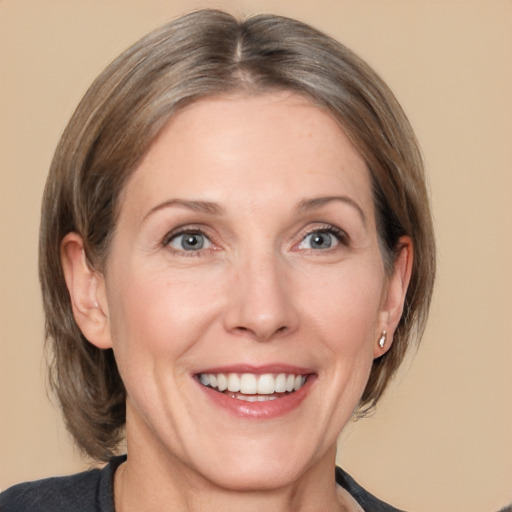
[39,9,436,461]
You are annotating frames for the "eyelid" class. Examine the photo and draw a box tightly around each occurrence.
[293,224,349,251]
[169,232,212,250]
[160,222,349,255]
[163,226,210,245]
[162,225,217,255]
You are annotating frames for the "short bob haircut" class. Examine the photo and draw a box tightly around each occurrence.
[39,9,436,462]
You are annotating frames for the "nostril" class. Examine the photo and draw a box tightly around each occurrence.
[231,324,288,341]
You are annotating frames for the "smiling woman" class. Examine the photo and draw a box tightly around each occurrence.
[0,9,435,512]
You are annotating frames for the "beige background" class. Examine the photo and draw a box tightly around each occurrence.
[1,1,511,510]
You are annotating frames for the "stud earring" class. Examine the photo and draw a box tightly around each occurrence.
[378,331,387,349]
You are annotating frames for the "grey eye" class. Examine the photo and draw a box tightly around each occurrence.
[298,231,339,250]
[169,232,211,251]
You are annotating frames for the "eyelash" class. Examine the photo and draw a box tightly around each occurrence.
[162,223,349,256]
[163,227,215,257]
[295,224,349,252]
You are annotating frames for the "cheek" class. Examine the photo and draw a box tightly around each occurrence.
[300,263,385,346]
[106,266,221,366]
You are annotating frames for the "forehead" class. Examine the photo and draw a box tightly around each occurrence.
[120,91,372,217]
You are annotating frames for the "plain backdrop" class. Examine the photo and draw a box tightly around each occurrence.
[0,1,511,511]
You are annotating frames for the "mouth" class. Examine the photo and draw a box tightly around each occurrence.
[196,372,309,402]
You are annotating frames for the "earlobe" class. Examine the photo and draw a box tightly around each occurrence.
[375,236,413,357]
[60,233,112,349]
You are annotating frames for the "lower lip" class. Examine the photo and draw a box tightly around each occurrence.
[197,377,315,420]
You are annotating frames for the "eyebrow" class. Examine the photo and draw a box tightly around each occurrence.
[296,196,367,225]
[142,195,366,224]
[143,199,225,221]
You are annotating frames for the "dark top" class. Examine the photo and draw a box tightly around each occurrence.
[0,456,404,511]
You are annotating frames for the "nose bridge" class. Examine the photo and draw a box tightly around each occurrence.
[224,245,298,341]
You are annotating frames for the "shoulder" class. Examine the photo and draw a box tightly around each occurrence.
[0,471,101,512]
[336,467,406,512]
[0,456,125,512]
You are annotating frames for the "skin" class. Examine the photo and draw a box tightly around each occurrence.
[62,91,412,512]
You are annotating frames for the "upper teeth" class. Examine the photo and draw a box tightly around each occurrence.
[198,373,306,394]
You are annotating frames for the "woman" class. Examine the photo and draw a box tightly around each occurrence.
[0,9,435,512]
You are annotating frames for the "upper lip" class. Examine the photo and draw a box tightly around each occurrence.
[194,363,313,375]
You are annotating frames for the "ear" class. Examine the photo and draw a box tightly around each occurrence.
[60,232,112,349]
[374,236,413,357]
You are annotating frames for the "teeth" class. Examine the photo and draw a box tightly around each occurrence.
[257,374,275,394]
[229,394,279,402]
[227,373,240,392]
[198,372,308,395]
[286,374,295,392]
[240,373,257,394]
[275,373,287,393]
[217,373,228,391]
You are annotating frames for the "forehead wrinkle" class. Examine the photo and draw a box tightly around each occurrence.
[296,196,367,227]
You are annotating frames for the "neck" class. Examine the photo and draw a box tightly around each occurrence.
[115,414,349,512]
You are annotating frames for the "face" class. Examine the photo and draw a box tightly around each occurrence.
[81,92,408,491]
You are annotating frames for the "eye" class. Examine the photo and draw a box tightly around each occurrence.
[167,231,212,252]
[297,228,344,250]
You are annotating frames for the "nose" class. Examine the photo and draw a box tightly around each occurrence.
[223,252,299,342]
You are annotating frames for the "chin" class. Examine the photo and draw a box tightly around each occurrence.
[202,458,308,492]
[186,434,324,492]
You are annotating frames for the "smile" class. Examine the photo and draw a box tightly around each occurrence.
[197,372,308,402]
